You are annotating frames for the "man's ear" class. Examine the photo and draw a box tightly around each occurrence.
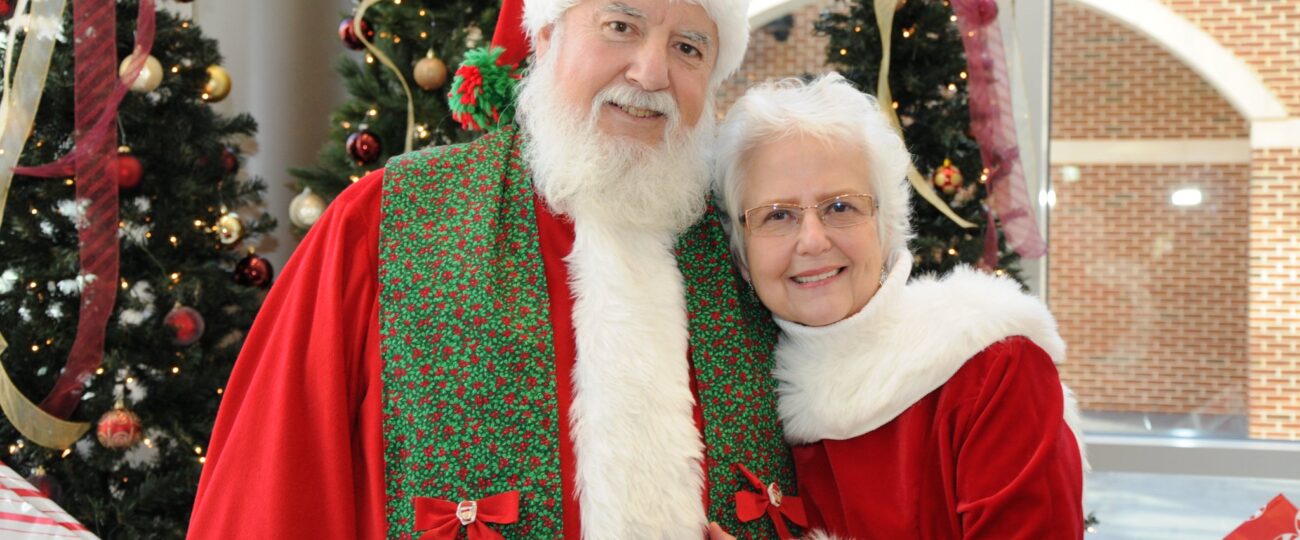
[534,23,556,58]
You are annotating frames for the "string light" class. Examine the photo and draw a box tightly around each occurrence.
[960,71,968,79]
[171,366,180,374]
[64,178,74,186]
[948,83,957,92]
[143,438,153,448]
[419,31,428,39]
[120,279,129,290]
[902,28,911,38]
[418,9,426,16]
[838,48,847,56]
[891,101,899,109]
[341,121,352,130]
[171,65,180,74]
[96,367,105,375]
[170,272,181,283]
[216,387,224,395]
[61,448,71,459]
[947,248,958,256]
[367,108,379,117]
[193,219,205,228]
[393,35,401,44]
[181,21,190,29]
[170,235,179,246]
[349,175,361,183]
[365,54,375,65]
[950,15,957,22]
[27,281,37,289]
[29,207,37,215]
[30,344,39,352]
[854,26,861,32]
[126,376,135,384]
[194,446,203,455]
[15,440,23,449]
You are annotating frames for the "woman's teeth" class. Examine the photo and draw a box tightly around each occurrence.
[793,268,840,284]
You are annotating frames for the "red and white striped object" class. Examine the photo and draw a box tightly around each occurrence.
[0,462,97,539]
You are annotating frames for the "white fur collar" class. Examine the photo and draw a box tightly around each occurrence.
[566,218,706,539]
[773,250,1073,447]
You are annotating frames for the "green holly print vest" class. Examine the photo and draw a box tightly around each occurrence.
[378,127,797,539]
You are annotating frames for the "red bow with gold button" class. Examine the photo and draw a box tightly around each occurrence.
[733,464,806,540]
[413,490,520,540]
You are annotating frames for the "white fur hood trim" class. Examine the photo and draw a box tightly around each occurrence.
[566,218,706,539]
[774,250,1069,445]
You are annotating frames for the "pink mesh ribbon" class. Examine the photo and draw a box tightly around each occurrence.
[951,0,1046,267]
[12,0,155,417]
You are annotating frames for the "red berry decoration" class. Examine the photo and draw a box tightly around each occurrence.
[234,253,274,288]
[96,402,143,451]
[164,305,206,346]
[346,130,382,165]
[220,146,239,175]
[117,154,143,190]
[338,18,374,51]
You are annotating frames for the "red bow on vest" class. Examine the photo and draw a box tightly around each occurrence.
[733,463,807,540]
[413,491,520,540]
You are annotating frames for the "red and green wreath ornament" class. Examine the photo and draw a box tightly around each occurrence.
[447,46,522,132]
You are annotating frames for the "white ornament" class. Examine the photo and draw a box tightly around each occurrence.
[288,188,326,228]
[56,273,97,295]
[55,198,90,228]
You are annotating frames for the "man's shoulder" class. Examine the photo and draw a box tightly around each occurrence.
[383,127,519,174]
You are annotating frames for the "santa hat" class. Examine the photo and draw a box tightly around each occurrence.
[450,0,750,131]
[523,0,750,89]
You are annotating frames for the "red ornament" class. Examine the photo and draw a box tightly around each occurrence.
[338,18,374,51]
[220,146,239,175]
[96,403,143,450]
[968,0,999,27]
[932,158,965,195]
[25,468,62,505]
[117,154,143,190]
[234,253,274,288]
[164,305,206,346]
[346,130,382,165]
[0,1,14,21]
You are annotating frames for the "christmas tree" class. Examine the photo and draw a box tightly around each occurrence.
[817,0,1021,278]
[0,1,273,537]
[287,1,502,226]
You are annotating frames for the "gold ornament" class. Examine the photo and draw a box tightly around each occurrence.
[217,211,244,245]
[202,65,232,102]
[413,53,448,91]
[288,188,326,228]
[931,158,965,195]
[120,54,163,93]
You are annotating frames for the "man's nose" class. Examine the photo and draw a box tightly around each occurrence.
[625,41,670,92]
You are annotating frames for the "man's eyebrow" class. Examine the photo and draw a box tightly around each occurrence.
[601,2,647,20]
[680,30,712,49]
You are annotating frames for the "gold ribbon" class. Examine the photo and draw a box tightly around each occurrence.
[873,0,976,229]
[354,0,415,154]
[0,336,91,450]
[0,0,91,450]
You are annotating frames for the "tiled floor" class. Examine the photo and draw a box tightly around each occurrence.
[1084,471,1300,539]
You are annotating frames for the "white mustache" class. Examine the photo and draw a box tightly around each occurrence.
[593,84,679,122]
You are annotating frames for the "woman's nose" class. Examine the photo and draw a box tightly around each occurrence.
[794,213,833,256]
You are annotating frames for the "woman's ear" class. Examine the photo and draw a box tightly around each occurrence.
[738,262,751,284]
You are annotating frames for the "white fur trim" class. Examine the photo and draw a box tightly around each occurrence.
[522,0,750,89]
[774,250,1071,445]
[567,219,706,539]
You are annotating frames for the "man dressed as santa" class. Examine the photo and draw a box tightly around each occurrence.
[188,0,800,538]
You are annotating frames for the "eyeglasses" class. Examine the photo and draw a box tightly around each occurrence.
[740,193,877,237]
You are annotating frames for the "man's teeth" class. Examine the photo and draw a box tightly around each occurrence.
[616,103,660,118]
[793,269,840,284]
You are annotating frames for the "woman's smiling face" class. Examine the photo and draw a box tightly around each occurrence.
[740,136,885,327]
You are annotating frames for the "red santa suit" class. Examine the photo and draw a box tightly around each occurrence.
[189,128,795,539]
[773,252,1087,539]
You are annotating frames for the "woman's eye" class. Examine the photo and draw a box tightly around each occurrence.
[828,201,856,213]
[676,42,701,58]
[764,209,792,222]
[608,21,631,33]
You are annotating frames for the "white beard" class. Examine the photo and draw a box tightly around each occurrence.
[516,47,714,235]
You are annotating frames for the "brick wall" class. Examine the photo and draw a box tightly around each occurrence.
[1050,2,1248,139]
[715,0,838,114]
[1158,0,1300,116]
[1049,163,1249,415]
[1248,147,1300,438]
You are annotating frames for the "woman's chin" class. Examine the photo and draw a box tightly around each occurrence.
[786,306,849,328]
